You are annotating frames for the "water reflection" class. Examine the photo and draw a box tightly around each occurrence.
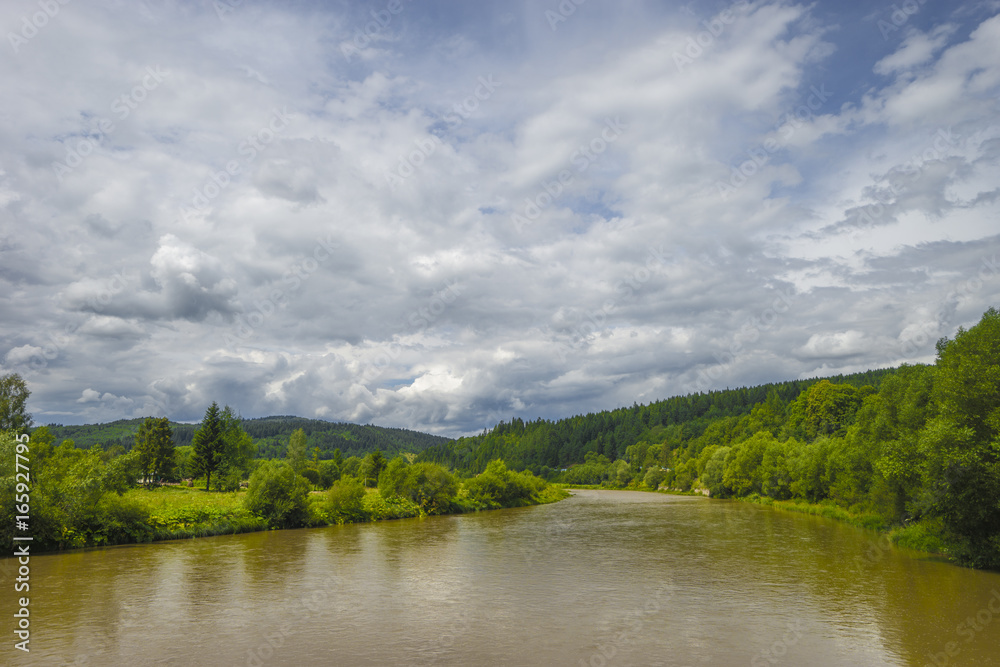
[3,490,1000,666]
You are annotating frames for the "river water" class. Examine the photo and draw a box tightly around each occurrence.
[4,490,1000,666]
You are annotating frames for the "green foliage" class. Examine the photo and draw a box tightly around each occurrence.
[324,476,368,523]
[243,461,311,528]
[642,466,666,490]
[700,446,731,497]
[0,373,33,434]
[358,450,387,487]
[464,460,544,507]
[220,406,256,477]
[286,428,308,472]
[134,417,175,485]
[378,457,410,499]
[43,415,448,459]
[403,462,458,514]
[317,457,341,488]
[238,415,451,460]
[921,309,1000,568]
[191,402,225,491]
[723,432,771,496]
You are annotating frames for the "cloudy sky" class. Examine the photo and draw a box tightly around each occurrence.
[2,0,999,436]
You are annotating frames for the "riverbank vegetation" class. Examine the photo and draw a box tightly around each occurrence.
[418,308,1000,569]
[2,308,997,567]
[0,415,565,551]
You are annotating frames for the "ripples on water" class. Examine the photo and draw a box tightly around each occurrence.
[4,489,1000,666]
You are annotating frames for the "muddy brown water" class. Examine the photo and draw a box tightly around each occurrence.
[3,489,999,666]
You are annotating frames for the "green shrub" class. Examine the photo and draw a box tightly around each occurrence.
[324,476,368,523]
[403,462,457,514]
[378,457,410,499]
[301,468,319,486]
[464,460,540,507]
[243,461,311,528]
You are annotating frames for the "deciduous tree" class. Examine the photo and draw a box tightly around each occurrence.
[0,372,32,434]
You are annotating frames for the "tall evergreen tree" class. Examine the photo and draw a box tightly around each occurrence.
[191,402,225,491]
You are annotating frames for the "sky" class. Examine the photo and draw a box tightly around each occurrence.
[2,0,999,437]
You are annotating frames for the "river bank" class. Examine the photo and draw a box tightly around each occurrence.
[559,483,955,562]
[22,482,570,554]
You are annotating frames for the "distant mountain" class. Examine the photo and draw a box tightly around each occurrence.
[43,415,452,459]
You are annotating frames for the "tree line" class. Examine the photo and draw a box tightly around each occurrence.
[0,383,562,550]
[418,309,1000,569]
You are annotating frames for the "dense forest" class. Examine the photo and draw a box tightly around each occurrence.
[3,308,998,567]
[418,369,894,475]
[44,415,450,458]
[417,309,1000,569]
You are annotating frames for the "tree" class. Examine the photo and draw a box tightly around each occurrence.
[723,432,771,496]
[220,406,255,481]
[243,461,311,528]
[358,450,387,487]
[922,309,1000,567]
[191,402,225,491]
[700,446,731,497]
[403,462,457,513]
[378,457,410,499]
[324,476,367,524]
[286,428,308,472]
[0,373,33,434]
[134,417,174,485]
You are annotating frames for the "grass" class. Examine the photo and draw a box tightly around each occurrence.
[112,481,570,546]
[737,494,951,556]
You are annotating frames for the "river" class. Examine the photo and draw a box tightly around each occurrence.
[4,489,1000,666]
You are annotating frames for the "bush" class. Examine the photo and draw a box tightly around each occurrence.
[317,460,341,489]
[643,467,666,489]
[404,462,457,514]
[378,457,410,499]
[213,467,242,492]
[464,460,541,507]
[243,461,311,528]
[301,467,320,486]
[324,476,368,523]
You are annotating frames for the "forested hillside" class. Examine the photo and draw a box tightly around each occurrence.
[419,309,1000,569]
[417,368,894,475]
[45,416,450,458]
